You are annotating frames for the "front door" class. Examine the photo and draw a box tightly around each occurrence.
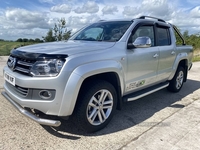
[125,24,159,93]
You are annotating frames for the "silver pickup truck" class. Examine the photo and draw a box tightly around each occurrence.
[2,16,193,132]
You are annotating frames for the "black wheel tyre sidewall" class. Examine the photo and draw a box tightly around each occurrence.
[75,80,117,133]
[168,67,185,92]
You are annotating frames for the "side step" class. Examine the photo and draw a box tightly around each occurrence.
[123,82,169,102]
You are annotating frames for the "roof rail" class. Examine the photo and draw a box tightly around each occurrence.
[138,16,165,23]
[98,20,105,22]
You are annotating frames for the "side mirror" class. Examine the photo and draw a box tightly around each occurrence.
[127,43,135,49]
[133,37,151,48]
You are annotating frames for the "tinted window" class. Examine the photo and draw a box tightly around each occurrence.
[72,21,132,42]
[130,25,155,46]
[157,28,171,46]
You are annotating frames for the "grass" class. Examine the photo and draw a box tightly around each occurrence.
[193,49,200,62]
[0,41,37,56]
[193,56,200,62]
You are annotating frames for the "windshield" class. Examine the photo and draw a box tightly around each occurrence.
[71,21,132,42]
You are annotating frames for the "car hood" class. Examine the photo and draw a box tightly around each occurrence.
[15,40,115,56]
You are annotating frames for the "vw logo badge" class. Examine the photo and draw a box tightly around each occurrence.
[7,56,17,70]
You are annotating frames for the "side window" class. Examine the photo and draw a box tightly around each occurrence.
[130,25,155,46]
[157,27,171,46]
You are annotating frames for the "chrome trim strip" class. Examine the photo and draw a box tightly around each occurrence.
[15,67,29,73]
[1,91,61,127]
[17,60,33,67]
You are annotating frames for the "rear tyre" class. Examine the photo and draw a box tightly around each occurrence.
[74,80,117,133]
[168,66,185,93]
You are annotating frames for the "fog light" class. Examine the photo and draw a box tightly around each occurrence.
[39,90,52,99]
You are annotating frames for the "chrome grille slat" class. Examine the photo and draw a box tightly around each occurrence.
[15,67,30,74]
[6,82,29,97]
[15,85,28,97]
[16,87,28,96]
[17,60,33,67]
[8,57,36,76]
[17,87,28,92]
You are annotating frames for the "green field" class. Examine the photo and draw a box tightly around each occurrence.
[0,41,37,56]
[193,49,200,62]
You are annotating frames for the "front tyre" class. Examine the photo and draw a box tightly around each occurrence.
[168,66,185,93]
[74,80,117,133]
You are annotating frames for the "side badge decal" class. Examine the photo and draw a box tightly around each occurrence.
[126,80,146,91]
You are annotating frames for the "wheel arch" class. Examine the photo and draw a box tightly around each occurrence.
[178,59,188,82]
[169,53,189,81]
[78,72,123,110]
[59,60,125,116]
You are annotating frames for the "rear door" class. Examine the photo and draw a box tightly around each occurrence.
[156,24,176,81]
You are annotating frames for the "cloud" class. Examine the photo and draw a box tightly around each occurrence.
[122,0,172,20]
[66,14,101,28]
[39,0,54,4]
[170,12,200,28]
[122,6,139,17]
[102,6,118,15]
[141,0,172,18]
[190,6,200,18]
[4,8,50,29]
[0,26,47,40]
[50,4,72,13]
[74,1,99,14]
[1,0,200,40]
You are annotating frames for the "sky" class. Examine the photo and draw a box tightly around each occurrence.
[0,0,200,41]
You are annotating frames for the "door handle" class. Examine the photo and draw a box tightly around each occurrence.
[153,54,159,58]
[171,51,175,55]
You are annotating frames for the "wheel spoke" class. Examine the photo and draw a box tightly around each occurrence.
[97,110,103,123]
[102,91,109,102]
[176,83,180,88]
[92,111,98,122]
[99,90,109,103]
[100,109,106,120]
[103,100,113,105]
[88,108,98,120]
[176,71,184,89]
[91,96,99,104]
[89,102,97,108]
[103,105,112,109]
[176,79,181,88]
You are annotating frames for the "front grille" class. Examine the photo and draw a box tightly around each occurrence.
[15,85,29,97]
[8,56,36,76]
[6,82,29,97]
[15,59,35,75]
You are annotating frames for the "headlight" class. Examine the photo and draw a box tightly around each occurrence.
[30,59,65,77]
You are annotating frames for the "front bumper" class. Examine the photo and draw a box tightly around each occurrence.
[3,65,84,117]
[3,66,70,116]
[1,91,61,127]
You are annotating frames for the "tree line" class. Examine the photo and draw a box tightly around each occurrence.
[0,18,71,43]
[175,30,200,50]
[1,18,200,51]
[182,31,200,50]
[16,38,43,43]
